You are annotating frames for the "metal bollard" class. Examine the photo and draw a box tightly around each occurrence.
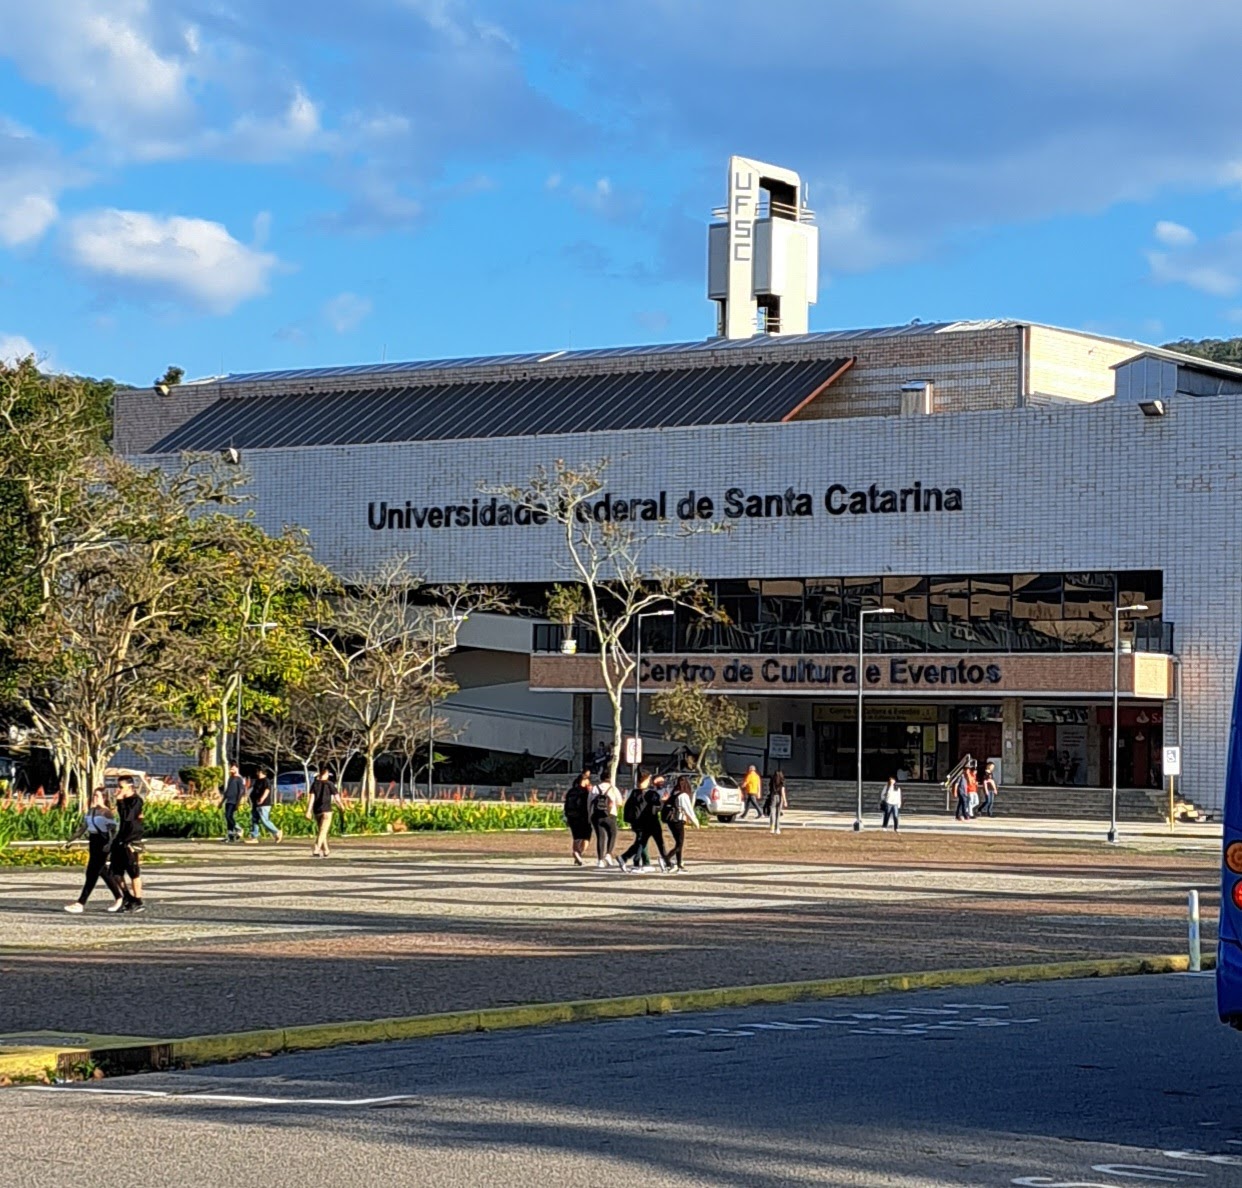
[1188,889,1201,972]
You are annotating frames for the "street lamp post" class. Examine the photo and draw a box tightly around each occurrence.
[428,613,467,799]
[234,621,279,764]
[1109,601,1148,844]
[855,606,895,832]
[633,609,674,782]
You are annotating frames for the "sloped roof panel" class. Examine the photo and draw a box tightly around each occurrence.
[148,357,853,453]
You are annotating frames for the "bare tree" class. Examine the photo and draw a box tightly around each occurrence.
[306,565,502,808]
[490,459,713,789]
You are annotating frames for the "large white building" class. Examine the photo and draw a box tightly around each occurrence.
[115,159,1242,811]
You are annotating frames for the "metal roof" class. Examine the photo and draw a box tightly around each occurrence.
[214,323,955,388]
[148,357,854,453]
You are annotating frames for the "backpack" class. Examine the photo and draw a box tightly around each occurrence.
[661,794,682,825]
[623,788,643,827]
[564,787,588,817]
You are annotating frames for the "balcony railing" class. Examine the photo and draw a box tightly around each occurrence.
[532,619,1175,657]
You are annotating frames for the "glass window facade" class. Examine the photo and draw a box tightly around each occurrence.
[531,571,1170,655]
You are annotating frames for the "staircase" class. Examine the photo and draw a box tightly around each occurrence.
[456,777,1197,822]
[783,779,1192,822]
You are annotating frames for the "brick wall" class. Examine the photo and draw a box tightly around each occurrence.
[1027,326,1136,404]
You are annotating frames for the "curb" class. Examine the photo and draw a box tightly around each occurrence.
[1,952,1216,1081]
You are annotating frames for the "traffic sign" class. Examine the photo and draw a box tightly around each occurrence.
[624,736,643,765]
[1163,745,1181,776]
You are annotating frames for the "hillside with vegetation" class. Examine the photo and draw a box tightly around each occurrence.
[1163,336,1242,365]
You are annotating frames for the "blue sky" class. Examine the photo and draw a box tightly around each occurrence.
[2,0,1242,384]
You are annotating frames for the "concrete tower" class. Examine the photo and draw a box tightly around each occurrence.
[708,156,819,340]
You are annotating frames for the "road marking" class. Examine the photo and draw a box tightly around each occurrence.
[1163,1151,1242,1167]
[667,1002,1040,1041]
[23,1086,420,1107]
[1089,1165,1205,1181]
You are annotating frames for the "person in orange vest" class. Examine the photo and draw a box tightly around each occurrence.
[739,764,764,820]
[965,760,979,819]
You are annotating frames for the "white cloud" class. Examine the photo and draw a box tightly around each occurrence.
[0,334,39,365]
[0,0,196,158]
[0,121,85,247]
[208,87,327,161]
[322,292,373,334]
[66,209,280,312]
[1146,223,1242,299]
[1154,220,1197,248]
[501,0,1242,266]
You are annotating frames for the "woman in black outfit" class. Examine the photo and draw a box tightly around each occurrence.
[64,788,125,913]
[591,778,621,868]
[563,770,594,866]
[619,772,672,873]
[663,775,700,872]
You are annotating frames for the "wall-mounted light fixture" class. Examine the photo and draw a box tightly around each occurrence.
[1138,399,1166,417]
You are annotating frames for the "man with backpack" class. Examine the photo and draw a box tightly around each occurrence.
[618,769,672,873]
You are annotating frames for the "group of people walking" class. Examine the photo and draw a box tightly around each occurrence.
[63,775,146,914]
[739,764,788,833]
[221,762,343,856]
[953,759,998,820]
[563,768,700,873]
[221,762,284,845]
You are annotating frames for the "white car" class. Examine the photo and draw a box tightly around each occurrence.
[275,771,309,802]
[692,773,743,822]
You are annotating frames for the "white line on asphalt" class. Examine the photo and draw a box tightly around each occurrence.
[22,1087,420,1107]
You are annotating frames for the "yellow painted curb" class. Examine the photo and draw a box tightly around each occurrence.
[4,952,1217,1080]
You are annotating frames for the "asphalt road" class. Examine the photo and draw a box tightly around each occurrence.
[6,974,1241,1187]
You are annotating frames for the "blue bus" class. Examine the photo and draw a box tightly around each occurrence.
[1219,658,1242,1028]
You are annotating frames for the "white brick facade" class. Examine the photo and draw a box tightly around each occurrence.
[211,395,1237,808]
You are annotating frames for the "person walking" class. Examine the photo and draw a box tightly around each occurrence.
[110,775,146,913]
[965,760,979,818]
[619,771,672,873]
[739,764,764,820]
[766,769,788,835]
[306,765,341,857]
[621,770,651,869]
[590,776,622,868]
[563,770,594,866]
[63,788,125,914]
[980,761,998,817]
[221,762,245,843]
[953,764,971,821]
[662,775,700,871]
[246,765,283,844]
[880,776,902,832]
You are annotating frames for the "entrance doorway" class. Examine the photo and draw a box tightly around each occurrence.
[813,704,939,782]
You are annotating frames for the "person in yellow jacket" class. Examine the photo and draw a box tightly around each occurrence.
[740,764,764,820]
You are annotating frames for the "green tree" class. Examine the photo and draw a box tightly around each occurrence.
[0,359,114,696]
[651,683,748,773]
[1163,336,1242,366]
[5,453,245,804]
[173,515,330,769]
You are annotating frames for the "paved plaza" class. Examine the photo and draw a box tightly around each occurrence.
[0,825,1220,1043]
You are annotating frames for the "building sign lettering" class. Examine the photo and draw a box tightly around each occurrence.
[638,657,1001,688]
[368,482,964,532]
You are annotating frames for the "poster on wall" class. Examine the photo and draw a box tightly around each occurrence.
[1055,724,1088,786]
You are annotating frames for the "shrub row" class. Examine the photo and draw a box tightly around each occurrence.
[0,800,566,842]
